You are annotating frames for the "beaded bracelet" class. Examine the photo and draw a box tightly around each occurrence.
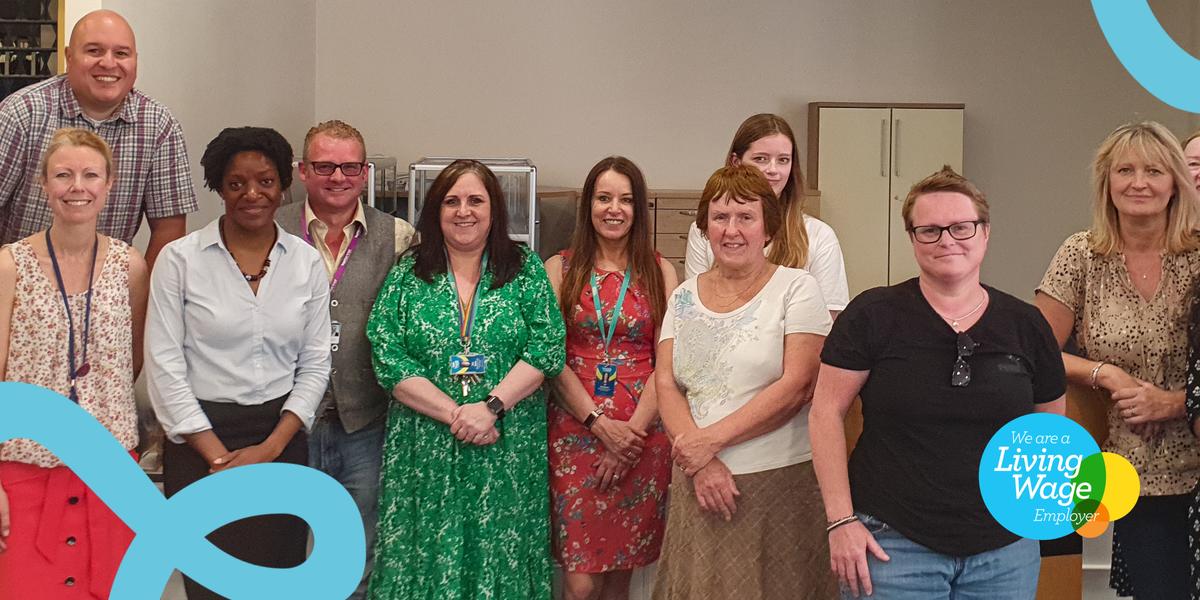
[825,514,859,533]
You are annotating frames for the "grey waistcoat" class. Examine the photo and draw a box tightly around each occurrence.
[277,201,396,433]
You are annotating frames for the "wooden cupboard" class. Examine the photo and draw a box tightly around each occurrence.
[807,102,964,298]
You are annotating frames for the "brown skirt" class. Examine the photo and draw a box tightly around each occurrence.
[652,461,837,600]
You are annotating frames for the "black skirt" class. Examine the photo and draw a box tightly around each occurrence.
[163,395,308,600]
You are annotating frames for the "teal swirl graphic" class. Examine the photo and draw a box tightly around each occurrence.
[1091,0,1200,113]
[0,382,365,599]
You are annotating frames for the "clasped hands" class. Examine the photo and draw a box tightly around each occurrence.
[672,428,740,521]
[1101,365,1184,440]
[208,440,285,473]
[590,416,648,491]
[449,402,500,445]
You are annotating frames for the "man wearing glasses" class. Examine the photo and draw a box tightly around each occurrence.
[277,119,414,600]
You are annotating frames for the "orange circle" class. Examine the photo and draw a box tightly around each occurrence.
[1075,502,1111,538]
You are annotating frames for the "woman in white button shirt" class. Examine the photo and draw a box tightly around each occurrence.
[684,113,848,317]
[145,127,330,600]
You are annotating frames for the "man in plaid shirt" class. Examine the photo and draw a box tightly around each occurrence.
[0,9,196,268]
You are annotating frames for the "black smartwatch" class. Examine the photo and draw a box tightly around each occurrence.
[485,395,506,420]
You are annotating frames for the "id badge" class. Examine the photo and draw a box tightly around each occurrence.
[330,320,342,352]
[594,362,618,397]
[449,352,487,375]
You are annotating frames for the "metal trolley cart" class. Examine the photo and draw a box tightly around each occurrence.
[408,157,539,252]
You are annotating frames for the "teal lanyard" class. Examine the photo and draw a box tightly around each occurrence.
[446,252,489,352]
[590,269,631,361]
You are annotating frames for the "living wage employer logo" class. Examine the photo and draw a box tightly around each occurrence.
[0,382,365,599]
[1091,0,1200,114]
[978,413,1139,539]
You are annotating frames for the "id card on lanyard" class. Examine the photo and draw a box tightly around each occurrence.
[591,269,631,398]
[303,215,364,353]
[447,252,490,397]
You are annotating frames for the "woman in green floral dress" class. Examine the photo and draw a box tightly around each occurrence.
[366,160,565,600]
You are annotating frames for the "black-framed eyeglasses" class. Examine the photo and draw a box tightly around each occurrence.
[951,331,978,387]
[908,220,986,244]
[307,161,367,176]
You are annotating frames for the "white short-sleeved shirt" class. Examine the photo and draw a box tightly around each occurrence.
[684,215,849,310]
[660,266,832,475]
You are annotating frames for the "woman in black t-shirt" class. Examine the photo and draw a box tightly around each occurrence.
[809,167,1066,599]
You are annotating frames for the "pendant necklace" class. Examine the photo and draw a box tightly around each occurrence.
[936,289,988,330]
[45,227,98,404]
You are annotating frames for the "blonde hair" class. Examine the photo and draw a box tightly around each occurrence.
[303,119,366,161]
[39,128,113,180]
[1088,121,1200,255]
[1184,128,1200,151]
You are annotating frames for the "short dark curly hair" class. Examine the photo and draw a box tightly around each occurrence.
[200,126,294,192]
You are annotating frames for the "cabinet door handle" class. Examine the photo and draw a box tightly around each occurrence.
[678,210,696,216]
[678,235,688,240]
[893,118,901,177]
[880,118,888,177]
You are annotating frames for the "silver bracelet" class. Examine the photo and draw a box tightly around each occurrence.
[1090,361,1107,390]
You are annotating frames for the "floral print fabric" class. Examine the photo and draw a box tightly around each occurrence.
[365,247,564,600]
[548,255,670,573]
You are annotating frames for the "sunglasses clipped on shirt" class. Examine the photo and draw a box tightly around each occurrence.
[307,161,368,177]
[951,331,978,387]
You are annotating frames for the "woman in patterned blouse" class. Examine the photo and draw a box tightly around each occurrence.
[0,128,149,599]
[365,159,565,599]
[1036,121,1200,599]
[652,165,833,600]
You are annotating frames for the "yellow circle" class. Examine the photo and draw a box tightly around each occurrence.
[1098,452,1140,520]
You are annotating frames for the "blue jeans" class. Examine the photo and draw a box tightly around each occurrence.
[308,417,385,600]
[843,513,1040,600]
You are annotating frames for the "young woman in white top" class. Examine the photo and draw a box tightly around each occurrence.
[684,113,848,316]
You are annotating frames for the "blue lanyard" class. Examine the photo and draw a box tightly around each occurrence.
[590,269,631,361]
[45,228,98,404]
[445,252,489,351]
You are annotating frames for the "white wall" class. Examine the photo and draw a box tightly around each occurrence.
[63,0,102,36]
[313,0,1198,297]
[96,1,1199,296]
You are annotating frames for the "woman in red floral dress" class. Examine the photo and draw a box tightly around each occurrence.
[544,156,678,600]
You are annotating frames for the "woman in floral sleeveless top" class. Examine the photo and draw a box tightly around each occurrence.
[0,128,149,600]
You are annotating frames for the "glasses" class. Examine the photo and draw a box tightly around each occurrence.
[307,161,367,176]
[909,220,985,244]
[950,331,977,387]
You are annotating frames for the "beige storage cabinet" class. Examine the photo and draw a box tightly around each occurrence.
[808,103,964,298]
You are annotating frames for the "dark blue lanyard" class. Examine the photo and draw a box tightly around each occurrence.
[45,228,98,404]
